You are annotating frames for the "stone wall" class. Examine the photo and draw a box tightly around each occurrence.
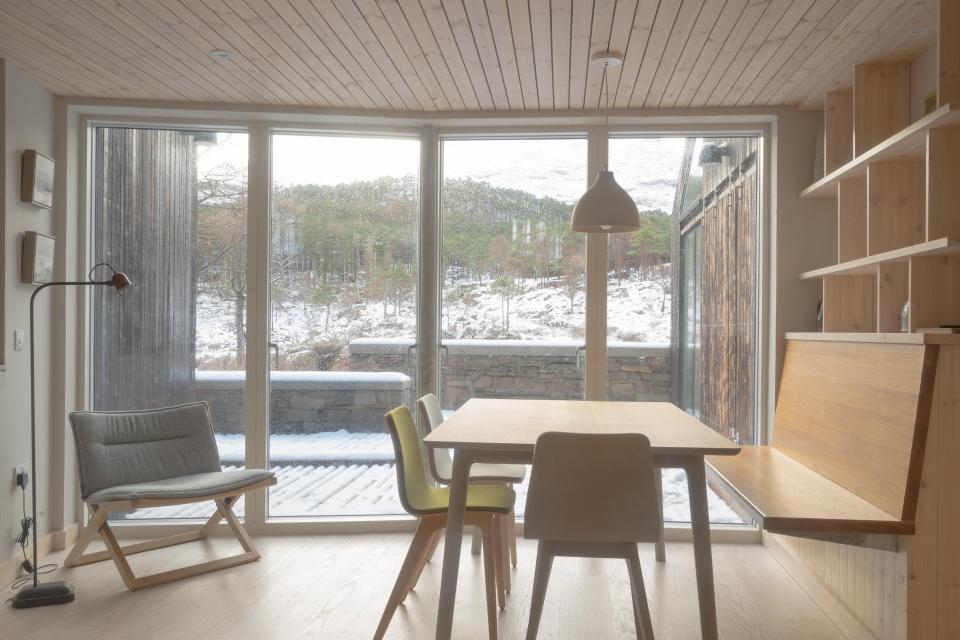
[194,340,671,435]
[348,339,671,407]
[195,370,411,434]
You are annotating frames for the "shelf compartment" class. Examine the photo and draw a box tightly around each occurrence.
[878,263,909,332]
[867,160,925,254]
[800,237,960,279]
[926,127,960,240]
[909,256,960,331]
[837,176,867,261]
[822,274,876,332]
[801,104,960,198]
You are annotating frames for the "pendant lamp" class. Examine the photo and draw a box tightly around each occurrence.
[571,52,640,234]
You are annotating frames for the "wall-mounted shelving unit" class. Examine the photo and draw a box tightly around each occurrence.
[800,4,960,335]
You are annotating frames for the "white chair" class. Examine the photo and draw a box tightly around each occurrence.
[418,393,526,575]
[523,432,661,640]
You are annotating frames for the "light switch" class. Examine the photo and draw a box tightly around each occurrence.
[14,330,24,351]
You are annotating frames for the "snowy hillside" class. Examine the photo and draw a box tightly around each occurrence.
[196,269,671,367]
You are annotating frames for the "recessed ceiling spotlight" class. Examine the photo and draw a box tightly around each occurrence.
[210,49,233,60]
[908,26,929,36]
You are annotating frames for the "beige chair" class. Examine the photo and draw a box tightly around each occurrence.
[418,393,525,569]
[376,406,516,640]
[523,432,661,640]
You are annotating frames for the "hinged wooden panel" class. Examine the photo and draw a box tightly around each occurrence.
[868,161,925,255]
[855,63,911,155]
[773,340,937,520]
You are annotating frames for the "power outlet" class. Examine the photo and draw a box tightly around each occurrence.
[14,465,29,489]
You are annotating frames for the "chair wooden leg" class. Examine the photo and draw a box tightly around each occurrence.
[499,514,511,594]
[508,512,518,568]
[217,497,260,558]
[480,514,499,640]
[654,469,666,562]
[404,529,442,600]
[374,517,440,640]
[63,504,110,568]
[525,540,554,640]
[472,525,483,555]
[493,515,507,609]
[626,544,655,640]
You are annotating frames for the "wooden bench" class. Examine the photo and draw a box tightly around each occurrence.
[707,339,939,545]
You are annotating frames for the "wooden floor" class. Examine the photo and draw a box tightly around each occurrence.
[1,534,845,639]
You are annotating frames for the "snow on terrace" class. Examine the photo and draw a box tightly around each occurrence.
[127,433,745,524]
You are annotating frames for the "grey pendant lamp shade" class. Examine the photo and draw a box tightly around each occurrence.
[571,49,640,234]
[570,170,641,233]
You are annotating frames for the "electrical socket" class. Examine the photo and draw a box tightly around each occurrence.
[14,465,29,489]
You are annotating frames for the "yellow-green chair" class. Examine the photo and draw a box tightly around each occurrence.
[375,406,516,640]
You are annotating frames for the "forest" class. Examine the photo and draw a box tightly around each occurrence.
[195,172,672,367]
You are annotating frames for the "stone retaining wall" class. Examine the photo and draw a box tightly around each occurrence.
[196,370,411,434]
[348,339,671,406]
[195,340,671,435]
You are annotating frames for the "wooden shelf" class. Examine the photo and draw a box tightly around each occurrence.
[786,332,960,345]
[801,104,960,198]
[799,237,960,279]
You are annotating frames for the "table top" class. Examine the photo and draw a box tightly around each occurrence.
[424,399,740,456]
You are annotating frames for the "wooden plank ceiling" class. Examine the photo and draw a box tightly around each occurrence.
[0,0,937,111]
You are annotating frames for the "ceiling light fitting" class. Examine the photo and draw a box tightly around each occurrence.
[571,51,640,234]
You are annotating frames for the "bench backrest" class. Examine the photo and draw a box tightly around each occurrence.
[773,339,938,521]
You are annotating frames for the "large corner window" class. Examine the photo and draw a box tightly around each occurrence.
[90,125,248,520]
[86,120,762,528]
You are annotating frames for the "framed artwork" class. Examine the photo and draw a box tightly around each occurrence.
[21,150,55,209]
[21,231,55,285]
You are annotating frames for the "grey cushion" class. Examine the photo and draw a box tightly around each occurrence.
[70,402,223,500]
[86,469,275,503]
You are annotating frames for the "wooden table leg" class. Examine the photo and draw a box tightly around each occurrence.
[686,457,718,640]
[435,449,474,640]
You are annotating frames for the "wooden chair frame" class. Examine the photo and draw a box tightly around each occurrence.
[375,510,512,640]
[64,477,276,591]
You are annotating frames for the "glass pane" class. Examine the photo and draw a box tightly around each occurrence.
[268,134,419,518]
[440,137,588,515]
[608,135,760,526]
[90,127,248,520]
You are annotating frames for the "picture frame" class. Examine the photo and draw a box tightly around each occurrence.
[21,231,56,285]
[21,149,55,209]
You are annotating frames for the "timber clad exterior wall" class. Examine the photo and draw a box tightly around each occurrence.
[684,138,758,445]
[90,127,200,411]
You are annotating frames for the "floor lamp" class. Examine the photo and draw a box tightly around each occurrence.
[11,262,131,609]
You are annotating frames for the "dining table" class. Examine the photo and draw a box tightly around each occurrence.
[422,398,741,640]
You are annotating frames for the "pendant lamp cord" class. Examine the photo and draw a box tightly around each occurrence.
[602,61,609,171]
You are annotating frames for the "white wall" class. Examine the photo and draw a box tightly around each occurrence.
[0,60,58,559]
[767,109,837,439]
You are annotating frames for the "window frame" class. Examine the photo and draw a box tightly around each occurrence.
[71,107,771,538]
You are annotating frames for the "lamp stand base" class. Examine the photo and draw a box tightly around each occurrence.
[10,581,75,609]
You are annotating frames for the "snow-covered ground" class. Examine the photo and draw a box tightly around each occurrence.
[196,270,670,367]
[124,433,744,524]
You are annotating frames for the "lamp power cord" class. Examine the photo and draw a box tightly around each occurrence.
[5,482,58,600]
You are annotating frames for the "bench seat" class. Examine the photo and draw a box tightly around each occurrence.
[708,447,913,536]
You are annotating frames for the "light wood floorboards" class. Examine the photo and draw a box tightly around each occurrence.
[0,534,845,639]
